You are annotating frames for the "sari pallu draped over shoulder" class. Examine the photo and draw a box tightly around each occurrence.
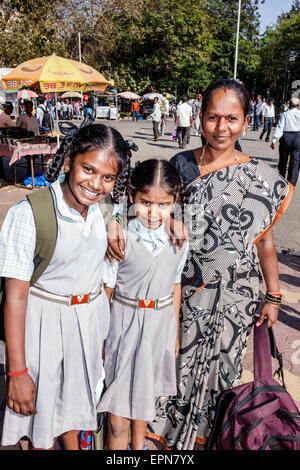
[147,159,293,450]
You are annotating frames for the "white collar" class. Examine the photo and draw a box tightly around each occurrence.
[129,217,168,242]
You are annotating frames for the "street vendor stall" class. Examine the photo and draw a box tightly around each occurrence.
[96,91,118,120]
[0,130,58,188]
[1,54,110,140]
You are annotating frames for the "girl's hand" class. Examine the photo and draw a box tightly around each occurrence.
[175,336,180,359]
[105,220,125,264]
[256,302,279,328]
[7,373,38,416]
[165,217,188,250]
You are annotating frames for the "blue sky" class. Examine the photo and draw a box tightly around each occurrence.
[258,0,295,33]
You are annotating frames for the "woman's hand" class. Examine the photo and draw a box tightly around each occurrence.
[105,220,125,264]
[7,373,38,416]
[256,302,279,328]
[164,217,188,249]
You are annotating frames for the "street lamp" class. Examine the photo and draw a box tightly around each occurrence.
[233,0,242,79]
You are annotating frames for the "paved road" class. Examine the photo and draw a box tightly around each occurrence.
[0,119,299,450]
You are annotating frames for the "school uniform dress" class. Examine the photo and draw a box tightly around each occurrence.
[0,177,110,449]
[98,218,188,422]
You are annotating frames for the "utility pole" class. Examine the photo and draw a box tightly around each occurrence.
[233,0,242,79]
[78,33,82,62]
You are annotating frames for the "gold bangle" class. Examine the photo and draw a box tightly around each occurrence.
[264,299,281,309]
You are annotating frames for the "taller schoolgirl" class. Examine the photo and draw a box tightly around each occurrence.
[0,123,131,450]
[98,159,189,450]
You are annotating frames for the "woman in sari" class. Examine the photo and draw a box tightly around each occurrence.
[145,79,293,449]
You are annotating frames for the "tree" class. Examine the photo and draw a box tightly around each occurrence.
[256,1,300,100]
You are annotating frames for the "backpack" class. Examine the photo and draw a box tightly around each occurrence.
[38,104,53,130]
[205,319,300,450]
[0,187,114,341]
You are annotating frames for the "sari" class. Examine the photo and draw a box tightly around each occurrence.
[147,153,293,450]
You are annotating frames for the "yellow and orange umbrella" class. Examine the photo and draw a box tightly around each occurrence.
[1,54,109,93]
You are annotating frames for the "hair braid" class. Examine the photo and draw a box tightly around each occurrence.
[112,150,131,204]
[45,139,70,182]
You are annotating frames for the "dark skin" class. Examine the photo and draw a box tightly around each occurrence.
[4,149,119,450]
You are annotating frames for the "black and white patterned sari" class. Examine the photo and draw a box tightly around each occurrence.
[148,156,293,450]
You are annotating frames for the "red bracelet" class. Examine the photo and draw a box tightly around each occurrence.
[7,368,28,377]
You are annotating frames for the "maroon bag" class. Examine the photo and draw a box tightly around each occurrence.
[206,321,300,450]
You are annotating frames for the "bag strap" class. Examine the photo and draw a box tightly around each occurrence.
[254,317,285,387]
[26,187,57,287]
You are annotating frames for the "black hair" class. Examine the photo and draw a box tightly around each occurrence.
[127,159,188,214]
[201,79,251,118]
[45,123,131,203]
[182,95,188,103]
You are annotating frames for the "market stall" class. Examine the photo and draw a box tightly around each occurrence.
[0,129,58,188]
[96,91,118,120]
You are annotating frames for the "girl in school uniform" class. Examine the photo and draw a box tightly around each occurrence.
[0,123,131,450]
[98,159,189,450]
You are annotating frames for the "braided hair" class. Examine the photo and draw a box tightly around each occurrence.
[127,159,188,219]
[46,123,131,203]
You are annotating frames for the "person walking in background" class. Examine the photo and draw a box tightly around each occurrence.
[73,100,81,120]
[261,97,267,115]
[271,97,300,186]
[56,100,62,120]
[260,98,275,142]
[150,97,161,141]
[68,101,73,120]
[131,100,140,122]
[175,96,193,149]
[193,93,202,136]
[253,94,262,130]
[159,93,169,135]
[62,101,68,120]
[249,99,255,126]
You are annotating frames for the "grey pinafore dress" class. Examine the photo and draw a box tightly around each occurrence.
[1,193,110,450]
[98,226,184,422]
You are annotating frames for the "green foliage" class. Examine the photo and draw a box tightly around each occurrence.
[256,1,300,100]
[0,0,298,100]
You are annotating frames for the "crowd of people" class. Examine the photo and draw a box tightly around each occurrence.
[0,78,298,452]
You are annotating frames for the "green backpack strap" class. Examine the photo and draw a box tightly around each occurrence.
[26,187,57,287]
[27,190,113,287]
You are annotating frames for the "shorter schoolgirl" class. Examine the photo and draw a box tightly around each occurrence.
[98,159,189,450]
[0,123,131,450]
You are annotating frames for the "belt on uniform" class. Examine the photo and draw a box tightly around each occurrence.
[113,291,173,310]
[30,283,103,306]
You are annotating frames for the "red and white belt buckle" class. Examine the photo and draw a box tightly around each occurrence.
[139,299,156,309]
[70,293,90,305]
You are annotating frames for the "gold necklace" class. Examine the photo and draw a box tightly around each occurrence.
[198,145,238,173]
